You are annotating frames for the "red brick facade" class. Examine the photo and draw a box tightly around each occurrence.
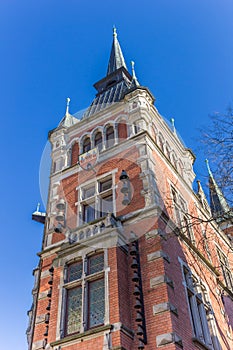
[28,33,233,350]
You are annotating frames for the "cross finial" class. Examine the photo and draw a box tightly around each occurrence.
[66,97,71,116]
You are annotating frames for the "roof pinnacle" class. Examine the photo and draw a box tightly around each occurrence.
[170,118,176,134]
[130,60,140,87]
[205,159,230,218]
[65,97,71,116]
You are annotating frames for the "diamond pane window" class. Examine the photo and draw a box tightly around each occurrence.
[89,278,105,328]
[66,287,82,335]
[67,262,82,282]
[88,254,104,275]
[64,253,105,336]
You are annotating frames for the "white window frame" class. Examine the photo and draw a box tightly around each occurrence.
[76,172,116,226]
[180,259,220,350]
[62,251,107,337]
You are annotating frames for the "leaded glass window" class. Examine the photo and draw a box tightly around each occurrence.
[89,279,105,328]
[64,253,106,336]
[88,254,104,275]
[66,287,82,335]
[67,262,82,282]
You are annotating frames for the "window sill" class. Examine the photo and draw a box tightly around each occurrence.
[51,324,112,347]
[192,337,213,350]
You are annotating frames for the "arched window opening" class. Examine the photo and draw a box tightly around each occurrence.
[165,143,171,160]
[83,137,91,153]
[118,121,127,140]
[158,135,164,151]
[171,153,177,170]
[106,126,115,148]
[94,132,103,150]
[71,142,79,166]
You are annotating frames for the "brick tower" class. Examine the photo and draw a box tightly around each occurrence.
[27,29,233,350]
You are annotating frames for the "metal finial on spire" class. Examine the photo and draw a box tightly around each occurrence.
[36,203,40,212]
[66,97,71,116]
[113,26,117,37]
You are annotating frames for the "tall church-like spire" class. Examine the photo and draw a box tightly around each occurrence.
[83,28,132,118]
[205,159,230,219]
[107,27,127,75]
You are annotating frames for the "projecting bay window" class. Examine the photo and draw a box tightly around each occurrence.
[182,266,219,349]
[79,176,114,224]
[64,253,105,336]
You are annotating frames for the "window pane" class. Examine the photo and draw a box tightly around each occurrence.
[66,287,82,335]
[83,186,95,199]
[100,195,113,217]
[88,254,104,275]
[106,126,114,148]
[89,279,105,328]
[83,137,91,153]
[99,179,112,192]
[83,203,95,223]
[94,132,102,150]
[67,262,83,282]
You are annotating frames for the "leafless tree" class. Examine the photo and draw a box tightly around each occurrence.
[201,106,233,207]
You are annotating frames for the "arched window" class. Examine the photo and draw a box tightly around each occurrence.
[158,134,164,151]
[71,142,79,166]
[106,126,115,148]
[94,132,102,150]
[83,137,91,153]
[171,153,177,170]
[165,143,171,160]
[118,121,127,140]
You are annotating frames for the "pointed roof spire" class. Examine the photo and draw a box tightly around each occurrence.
[107,27,127,75]
[205,159,230,218]
[130,60,140,87]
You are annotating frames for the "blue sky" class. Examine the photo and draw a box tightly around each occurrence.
[1,1,233,349]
